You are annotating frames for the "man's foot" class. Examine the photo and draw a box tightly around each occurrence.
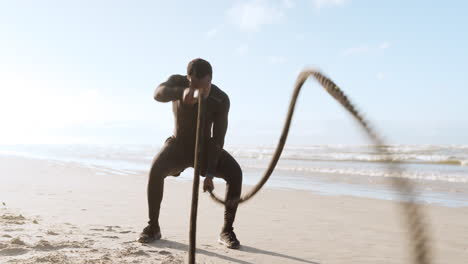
[138,225,161,243]
[218,230,240,249]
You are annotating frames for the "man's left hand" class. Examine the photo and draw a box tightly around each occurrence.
[203,176,214,193]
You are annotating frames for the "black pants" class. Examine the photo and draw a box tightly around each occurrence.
[147,136,243,232]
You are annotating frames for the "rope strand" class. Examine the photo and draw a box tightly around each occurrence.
[206,68,432,263]
[188,95,206,264]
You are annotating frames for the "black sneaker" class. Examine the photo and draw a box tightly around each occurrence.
[218,230,240,249]
[138,225,161,243]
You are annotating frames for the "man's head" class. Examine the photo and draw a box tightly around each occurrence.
[187,58,212,79]
[187,58,212,97]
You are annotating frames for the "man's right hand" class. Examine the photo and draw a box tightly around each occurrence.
[182,87,197,105]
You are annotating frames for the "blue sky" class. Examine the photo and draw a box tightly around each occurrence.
[0,0,467,145]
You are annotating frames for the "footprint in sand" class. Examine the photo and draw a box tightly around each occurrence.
[120,247,150,257]
[10,237,27,246]
[0,239,29,256]
[46,230,59,236]
[0,247,30,256]
[1,214,26,225]
[1,214,26,220]
[32,240,60,251]
[102,235,120,239]
[105,225,122,232]
[161,254,184,264]
[32,253,70,263]
[3,228,24,232]
[105,225,121,228]
[32,239,89,251]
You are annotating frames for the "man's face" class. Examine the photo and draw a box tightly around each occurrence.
[188,74,212,91]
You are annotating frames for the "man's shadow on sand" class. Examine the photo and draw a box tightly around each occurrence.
[143,239,320,264]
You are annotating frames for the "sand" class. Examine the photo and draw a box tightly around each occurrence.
[1,155,468,264]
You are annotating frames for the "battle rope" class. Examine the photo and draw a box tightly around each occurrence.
[188,94,206,264]
[201,69,432,263]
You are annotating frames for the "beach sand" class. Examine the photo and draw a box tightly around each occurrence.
[1,155,467,263]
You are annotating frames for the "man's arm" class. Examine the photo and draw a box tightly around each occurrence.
[205,96,230,177]
[212,96,230,149]
[154,74,189,102]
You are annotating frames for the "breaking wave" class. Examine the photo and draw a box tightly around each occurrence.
[242,164,468,183]
[229,145,468,166]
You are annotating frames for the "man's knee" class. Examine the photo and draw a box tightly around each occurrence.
[232,162,243,183]
[149,143,184,182]
[225,166,242,194]
[148,156,171,184]
[148,169,166,184]
[235,168,243,185]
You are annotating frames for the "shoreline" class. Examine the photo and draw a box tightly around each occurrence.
[2,152,468,208]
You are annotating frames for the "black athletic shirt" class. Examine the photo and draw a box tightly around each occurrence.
[154,74,230,172]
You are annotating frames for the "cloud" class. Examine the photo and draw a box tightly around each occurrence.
[342,45,370,56]
[312,0,349,9]
[282,0,295,8]
[206,28,219,38]
[379,41,392,50]
[376,72,385,80]
[342,41,392,56]
[295,33,306,40]
[236,44,249,55]
[205,25,224,38]
[227,0,285,32]
[267,55,287,64]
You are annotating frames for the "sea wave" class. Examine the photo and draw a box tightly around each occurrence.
[1,144,467,182]
[242,164,468,183]
[229,145,468,166]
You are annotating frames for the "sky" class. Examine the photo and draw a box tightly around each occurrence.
[0,0,467,146]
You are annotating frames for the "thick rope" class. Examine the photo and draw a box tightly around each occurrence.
[207,68,431,263]
[188,95,206,264]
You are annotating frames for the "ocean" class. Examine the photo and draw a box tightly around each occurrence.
[1,144,468,207]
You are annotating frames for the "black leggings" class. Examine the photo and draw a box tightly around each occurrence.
[147,137,243,232]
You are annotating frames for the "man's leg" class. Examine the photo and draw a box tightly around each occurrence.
[214,149,243,248]
[140,137,187,243]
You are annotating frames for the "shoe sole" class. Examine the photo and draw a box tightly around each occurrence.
[218,238,240,249]
[138,232,162,244]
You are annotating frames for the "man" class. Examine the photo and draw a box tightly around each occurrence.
[138,58,242,249]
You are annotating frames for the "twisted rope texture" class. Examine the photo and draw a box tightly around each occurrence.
[208,69,432,264]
